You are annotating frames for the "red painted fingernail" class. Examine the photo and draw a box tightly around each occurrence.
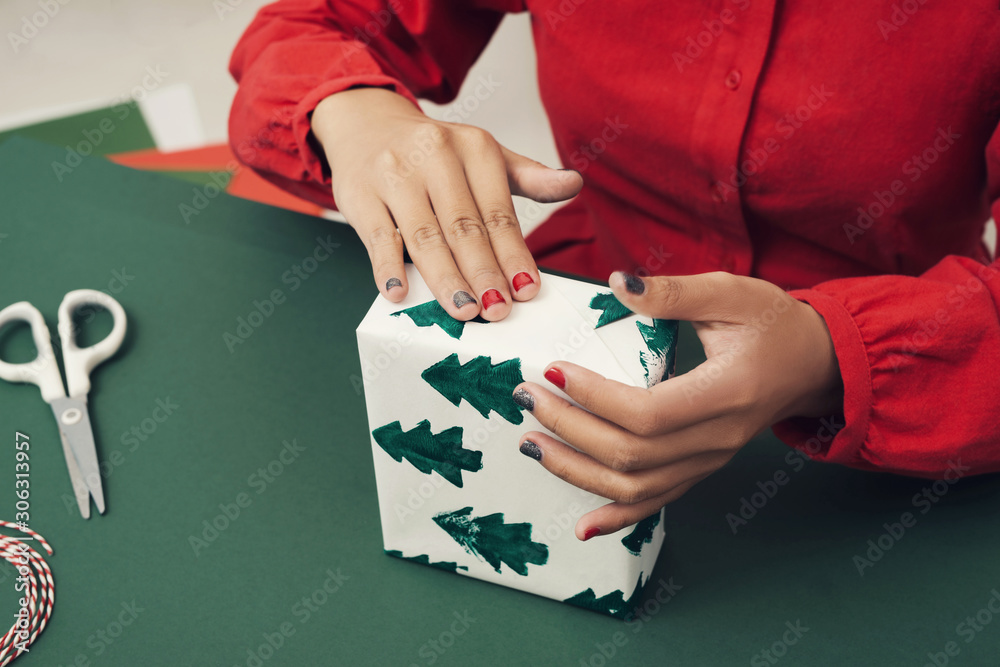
[544,367,566,389]
[583,527,602,541]
[512,272,534,292]
[481,289,505,310]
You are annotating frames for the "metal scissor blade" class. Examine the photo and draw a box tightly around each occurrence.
[57,427,91,519]
[50,397,105,516]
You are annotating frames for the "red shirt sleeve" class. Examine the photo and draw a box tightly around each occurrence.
[773,121,1000,479]
[227,0,523,209]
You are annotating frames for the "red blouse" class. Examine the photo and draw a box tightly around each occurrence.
[229,0,1000,478]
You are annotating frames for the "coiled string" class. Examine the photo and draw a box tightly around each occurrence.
[0,522,53,666]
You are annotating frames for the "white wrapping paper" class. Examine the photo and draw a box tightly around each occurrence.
[357,266,677,617]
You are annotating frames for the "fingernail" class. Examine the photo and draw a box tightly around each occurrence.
[583,527,602,541]
[621,272,645,295]
[512,388,534,411]
[385,277,402,291]
[512,272,534,292]
[544,367,566,390]
[481,289,505,310]
[453,291,477,308]
[519,440,542,461]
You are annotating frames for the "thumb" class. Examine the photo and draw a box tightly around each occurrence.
[502,146,583,203]
[609,271,748,321]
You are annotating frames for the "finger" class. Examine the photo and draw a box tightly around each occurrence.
[501,146,583,203]
[517,381,739,470]
[609,270,757,322]
[517,430,718,507]
[340,197,408,302]
[460,134,540,301]
[384,190,481,321]
[544,359,753,435]
[576,474,711,540]
[424,150,512,321]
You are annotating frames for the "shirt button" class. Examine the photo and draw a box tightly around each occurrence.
[724,69,742,91]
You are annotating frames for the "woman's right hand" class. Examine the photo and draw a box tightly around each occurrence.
[310,87,583,321]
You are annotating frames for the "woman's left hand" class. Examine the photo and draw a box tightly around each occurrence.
[512,271,844,540]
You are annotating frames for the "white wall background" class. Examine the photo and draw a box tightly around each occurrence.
[0,0,563,230]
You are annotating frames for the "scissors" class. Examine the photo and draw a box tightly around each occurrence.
[0,290,127,518]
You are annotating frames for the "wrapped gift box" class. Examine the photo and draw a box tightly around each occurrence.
[356,265,678,617]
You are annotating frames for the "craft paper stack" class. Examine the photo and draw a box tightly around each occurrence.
[356,266,678,617]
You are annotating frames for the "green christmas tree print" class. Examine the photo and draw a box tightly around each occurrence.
[385,549,468,573]
[589,292,633,328]
[621,511,661,556]
[392,299,482,340]
[432,506,549,576]
[372,420,482,488]
[636,318,679,387]
[564,574,646,619]
[421,353,526,424]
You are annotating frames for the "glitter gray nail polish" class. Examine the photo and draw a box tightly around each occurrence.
[453,291,477,308]
[622,272,645,295]
[385,277,402,290]
[519,440,542,461]
[512,388,534,411]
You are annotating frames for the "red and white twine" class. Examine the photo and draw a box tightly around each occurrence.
[0,522,53,666]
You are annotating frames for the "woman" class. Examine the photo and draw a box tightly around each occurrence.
[228,0,1000,539]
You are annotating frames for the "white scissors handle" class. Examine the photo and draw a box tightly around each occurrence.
[0,301,64,402]
[57,290,127,399]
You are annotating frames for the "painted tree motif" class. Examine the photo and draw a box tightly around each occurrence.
[385,549,468,573]
[564,574,646,619]
[433,506,548,576]
[589,292,633,328]
[621,511,661,556]
[421,353,525,424]
[392,300,468,339]
[636,318,679,387]
[372,420,482,488]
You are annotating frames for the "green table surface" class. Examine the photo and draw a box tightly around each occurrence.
[1,136,1000,667]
